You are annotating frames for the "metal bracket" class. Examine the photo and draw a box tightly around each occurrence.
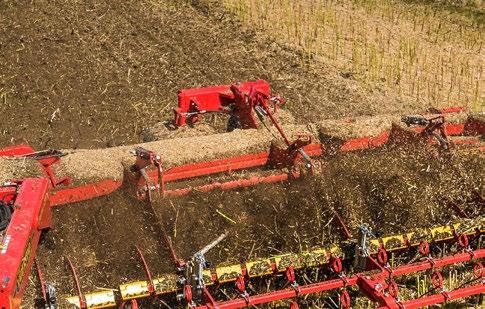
[131,147,164,201]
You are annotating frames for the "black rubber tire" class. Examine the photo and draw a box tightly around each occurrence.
[0,201,12,231]
[227,114,242,132]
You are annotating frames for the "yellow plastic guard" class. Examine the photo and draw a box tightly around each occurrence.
[153,275,179,295]
[381,234,406,251]
[301,248,328,267]
[203,269,213,285]
[246,258,273,277]
[120,280,150,301]
[274,253,300,271]
[66,296,81,308]
[430,225,454,241]
[408,228,431,245]
[216,264,242,283]
[65,291,116,308]
[368,239,380,254]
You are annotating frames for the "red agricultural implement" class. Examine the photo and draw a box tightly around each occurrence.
[0,81,484,308]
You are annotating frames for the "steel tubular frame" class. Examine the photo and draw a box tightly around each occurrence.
[48,116,483,207]
[194,250,485,309]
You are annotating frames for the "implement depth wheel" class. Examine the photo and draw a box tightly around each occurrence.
[0,201,12,231]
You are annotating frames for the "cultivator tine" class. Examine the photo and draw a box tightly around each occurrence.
[472,191,485,212]
[330,206,352,239]
[128,299,139,309]
[202,288,218,308]
[65,258,117,307]
[63,219,485,308]
[446,199,470,219]
[289,301,299,309]
[34,259,47,305]
[134,246,155,295]
[129,148,185,270]
[66,257,87,309]
[34,259,58,309]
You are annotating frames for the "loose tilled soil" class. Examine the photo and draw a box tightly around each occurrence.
[23,145,483,307]
[31,191,174,306]
[0,0,418,150]
[157,146,484,264]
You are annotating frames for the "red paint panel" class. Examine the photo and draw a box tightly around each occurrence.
[444,123,465,135]
[0,178,50,309]
[175,80,270,126]
[341,137,371,151]
[440,106,465,114]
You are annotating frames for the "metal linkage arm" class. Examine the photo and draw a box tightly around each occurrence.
[184,233,228,306]
[130,147,164,201]
[401,114,450,150]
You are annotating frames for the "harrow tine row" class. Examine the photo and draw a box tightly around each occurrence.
[193,250,485,309]
[65,215,485,308]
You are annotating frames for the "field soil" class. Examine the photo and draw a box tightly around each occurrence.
[0,0,417,150]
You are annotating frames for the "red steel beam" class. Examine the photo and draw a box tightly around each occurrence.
[50,179,121,207]
[388,250,485,278]
[154,144,322,182]
[50,145,323,205]
[49,135,483,206]
[387,284,485,309]
[339,123,467,152]
[12,112,482,207]
[162,152,268,182]
[442,123,465,135]
[440,106,465,114]
[0,144,35,157]
[164,173,290,197]
[197,277,359,309]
